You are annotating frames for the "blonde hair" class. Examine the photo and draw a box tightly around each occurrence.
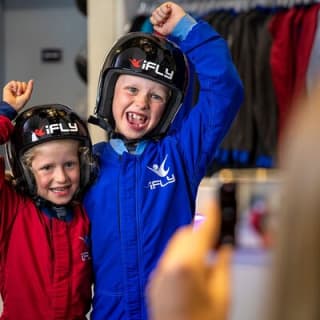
[21,147,35,169]
[21,139,86,170]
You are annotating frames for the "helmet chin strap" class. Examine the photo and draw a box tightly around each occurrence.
[34,196,73,221]
[111,132,140,148]
[88,112,164,152]
[89,114,142,147]
[88,115,112,135]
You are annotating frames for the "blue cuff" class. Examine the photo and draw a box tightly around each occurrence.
[171,14,197,41]
[232,150,250,165]
[0,101,18,120]
[255,155,274,168]
[141,18,153,33]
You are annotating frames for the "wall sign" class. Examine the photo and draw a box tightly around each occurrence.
[41,48,62,62]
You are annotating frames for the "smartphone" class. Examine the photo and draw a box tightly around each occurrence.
[216,181,237,248]
[196,169,282,251]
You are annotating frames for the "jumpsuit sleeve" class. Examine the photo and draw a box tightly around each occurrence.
[174,20,244,185]
[0,101,16,144]
[0,103,20,243]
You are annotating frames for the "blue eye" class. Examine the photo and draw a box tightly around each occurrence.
[151,94,161,100]
[41,165,53,171]
[150,93,166,104]
[127,86,138,94]
[65,161,77,169]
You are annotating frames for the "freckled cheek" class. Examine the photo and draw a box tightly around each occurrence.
[112,103,123,122]
[34,176,51,195]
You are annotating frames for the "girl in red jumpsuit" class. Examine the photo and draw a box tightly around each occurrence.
[0,80,95,319]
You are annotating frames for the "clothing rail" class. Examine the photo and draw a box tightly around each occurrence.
[137,0,319,15]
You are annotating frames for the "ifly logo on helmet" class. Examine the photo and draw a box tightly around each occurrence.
[129,58,174,80]
[32,122,79,141]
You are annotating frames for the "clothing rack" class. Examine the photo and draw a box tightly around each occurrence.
[137,0,319,14]
[132,0,320,170]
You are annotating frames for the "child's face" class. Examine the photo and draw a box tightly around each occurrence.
[112,74,170,140]
[30,140,80,205]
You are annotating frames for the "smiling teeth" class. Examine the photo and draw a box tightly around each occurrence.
[128,112,146,124]
[129,113,144,121]
[52,187,68,191]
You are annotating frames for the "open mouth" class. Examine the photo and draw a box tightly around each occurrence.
[50,186,71,195]
[127,112,148,128]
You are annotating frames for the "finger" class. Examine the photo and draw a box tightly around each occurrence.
[20,82,27,95]
[155,4,171,19]
[149,15,162,27]
[16,81,24,96]
[194,200,221,252]
[158,200,221,270]
[150,3,171,26]
[156,225,195,269]
[8,81,18,94]
[24,79,34,98]
[208,245,233,319]
[150,13,167,27]
[211,245,233,277]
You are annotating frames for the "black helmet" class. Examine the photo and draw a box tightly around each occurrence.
[6,104,96,198]
[92,32,189,140]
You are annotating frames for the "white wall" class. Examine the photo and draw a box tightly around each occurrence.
[2,0,87,117]
[87,0,117,143]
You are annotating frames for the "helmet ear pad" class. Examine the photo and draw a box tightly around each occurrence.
[21,163,36,196]
[95,71,118,129]
[96,70,184,139]
[5,137,35,196]
[78,146,98,197]
[18,156,37,196]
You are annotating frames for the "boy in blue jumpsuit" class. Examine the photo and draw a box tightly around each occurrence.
[84,2,244,319]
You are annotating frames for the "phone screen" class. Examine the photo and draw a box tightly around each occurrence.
[196,169,282,252]
[216,181,237,248]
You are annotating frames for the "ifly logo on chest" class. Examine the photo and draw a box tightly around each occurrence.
[146,155,176,190]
